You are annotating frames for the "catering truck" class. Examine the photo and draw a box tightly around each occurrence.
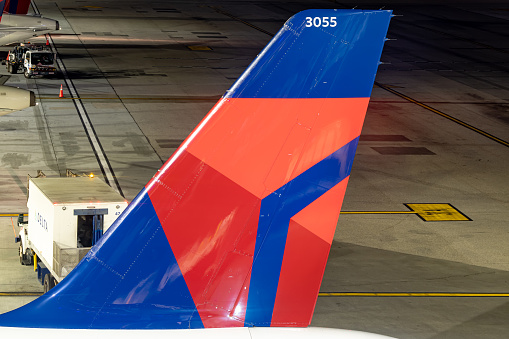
[17,177,128,292]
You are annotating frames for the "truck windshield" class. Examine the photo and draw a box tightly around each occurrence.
[30,53,54,65]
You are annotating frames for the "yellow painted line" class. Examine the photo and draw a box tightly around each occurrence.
[0,214,27,217]
[0,292,43,296]
[375,82,509,147]
[341,211,416,214]
[342,204,471,222]
[319,292,509,297]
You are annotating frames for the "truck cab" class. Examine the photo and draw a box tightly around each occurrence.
[23,48,57,78]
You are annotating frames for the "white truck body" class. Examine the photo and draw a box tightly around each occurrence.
[23,49,57,78]
[20,177,128,284]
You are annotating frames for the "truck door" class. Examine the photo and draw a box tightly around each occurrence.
[92,214,104,246]
[74,209,107,247]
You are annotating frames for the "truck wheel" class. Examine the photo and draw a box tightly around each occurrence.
[43,274,55,293]
[24,69,30,79]
[12,65,17,74]
[19,244,24,265]
[24,248,33,266]
[19,245,33,266]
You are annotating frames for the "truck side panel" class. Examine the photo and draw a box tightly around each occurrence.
[25,178,128,283]
[27,183,55,271]
[103,203,128,232]
[54,205,78,249]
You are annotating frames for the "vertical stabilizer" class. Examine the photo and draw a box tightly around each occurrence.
[0,9,391,329]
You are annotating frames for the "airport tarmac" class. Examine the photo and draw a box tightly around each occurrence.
[0,1,508,338]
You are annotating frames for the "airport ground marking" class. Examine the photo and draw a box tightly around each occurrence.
[10,217,17,237]
[0,292,43,297]
[341,211,416,215]
[210,7,274,37]
[401,21,509,55]
[342,203,470,221]
[187,46,212,51]
[319,292,509,297]
[375,82,509,148]
[46,34,124,197]
[405,203,471,221]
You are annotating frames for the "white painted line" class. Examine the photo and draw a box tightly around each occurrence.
[45,34,123,196]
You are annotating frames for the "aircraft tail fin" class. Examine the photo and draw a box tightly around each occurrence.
[0,9,391,329]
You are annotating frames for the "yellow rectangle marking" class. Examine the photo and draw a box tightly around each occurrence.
[405,203,471,221]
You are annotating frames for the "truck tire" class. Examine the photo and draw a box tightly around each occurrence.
[19,244,24,265]
[7,63,17,74]
[19,244,33,266]
[43,273,55,293]
[25,248,33,266]
[24,69,30,79]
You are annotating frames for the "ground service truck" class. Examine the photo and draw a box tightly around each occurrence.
[22,48,57,78]
[6,45,57,78]
[17,177,128,292]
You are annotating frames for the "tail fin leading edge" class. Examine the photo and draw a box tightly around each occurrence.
[0,9,391,329]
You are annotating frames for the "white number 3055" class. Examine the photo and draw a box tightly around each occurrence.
[305,16,337,28]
